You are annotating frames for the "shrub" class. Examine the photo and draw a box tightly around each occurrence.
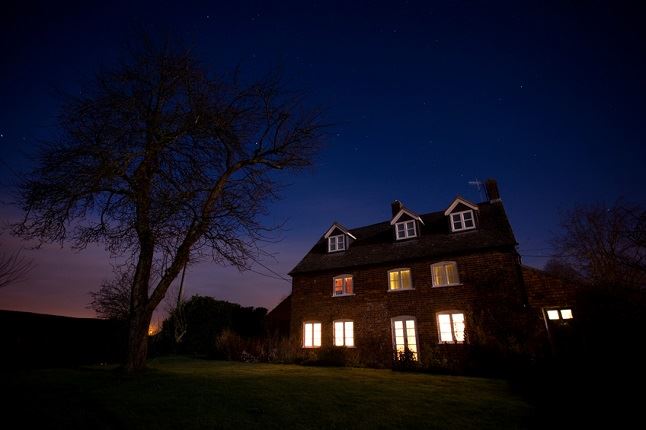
[392,348,420,372]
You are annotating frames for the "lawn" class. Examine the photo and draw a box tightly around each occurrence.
[4,356,531,429]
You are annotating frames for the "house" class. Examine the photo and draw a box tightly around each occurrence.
[286,179,575,370]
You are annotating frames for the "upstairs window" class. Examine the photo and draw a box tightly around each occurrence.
[328,234,346,252]
[388,268,413,291]
[437,312,466,343]
[450,210,475,232]
[431,262,460,287]
[391,317,418,360]
[303,322,322,348]
[334,320,354,347]
[333,275,353,296]
[395,220,417,240]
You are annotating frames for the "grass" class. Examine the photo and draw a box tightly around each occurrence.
[4,356,531,429]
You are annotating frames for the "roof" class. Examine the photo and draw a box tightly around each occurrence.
[289,201,517,275]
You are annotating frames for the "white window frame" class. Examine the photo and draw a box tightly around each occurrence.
[387,268,413,291]
[302,321,322,348]
[450,210,476,232]
[436,311,466,344]
[395,220,417,240]
[333,320,355,347]
[332,274,354,296]
[431,261,460,287]
[391,316,419,360]
[328,234,346,252]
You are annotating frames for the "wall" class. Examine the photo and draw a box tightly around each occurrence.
[290,249,526,369]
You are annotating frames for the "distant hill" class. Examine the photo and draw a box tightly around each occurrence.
[0,309,126,367]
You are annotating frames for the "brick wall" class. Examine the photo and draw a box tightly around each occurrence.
[290,249,526,369]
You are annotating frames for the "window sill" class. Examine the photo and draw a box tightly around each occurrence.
[432,283,463,288]
[450,227,476,233]
[438,341,466,345]
[332,293,355,297]
[302,346,321,349]
[387,288,415,292]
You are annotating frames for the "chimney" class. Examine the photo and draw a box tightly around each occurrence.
[484,179,501,202]
[391,200,403,216]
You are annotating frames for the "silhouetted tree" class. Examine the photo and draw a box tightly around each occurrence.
[88,267,132,320]
[552,201,645,290]
[0,246,33,289]
[12,37,323,372]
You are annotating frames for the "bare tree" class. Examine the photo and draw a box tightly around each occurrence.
[0,246,33,289]
[88,267,132,320]
[552,201,645,290]
[12,39,323,372]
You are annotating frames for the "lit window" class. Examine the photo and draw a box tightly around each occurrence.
[431,262,460,287]
[546,308,573,320]
[334,320,354,347]
[391,317,418,360]
[388,268,413,291]
[450,210,476,232]
[437,312,466,343]
[333,275,353,296]
[303,322,322,348]
[395,220,417,240]
[328,235,345,252]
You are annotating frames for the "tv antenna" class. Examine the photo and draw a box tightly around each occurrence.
[468,178,486,201]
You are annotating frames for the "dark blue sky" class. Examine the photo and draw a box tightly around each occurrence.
[1,0,645,318]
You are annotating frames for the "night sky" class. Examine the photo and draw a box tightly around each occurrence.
[1,0,645,320]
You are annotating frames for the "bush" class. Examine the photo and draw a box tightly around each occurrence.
[392,348,420,372]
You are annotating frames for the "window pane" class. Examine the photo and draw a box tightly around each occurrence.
[432,266,443,286]
[329,239,336,251]
[345,277,353,294]
[304,323,313,347]
[397,223,405,233]
[446,263,458,284]
[338,236,345,249]
[345,322,354,346]
[406,320,415,329]
[313,323,321,346]
[547,310,560,320]
[560,309,573,319]
[433,265,449,286]
[335,322,344,346]
[463,211,473,221]
[394,320,403,330]
[464,218,474,228]
[453,220,462,230]
[438,314,453,342]
[401,269,411,289]
[452,314,465,342]
[334,278,343,295]
[406,221,415,236]
[390,271,400,290]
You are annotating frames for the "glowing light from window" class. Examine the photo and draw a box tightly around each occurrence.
[547,310,560,320]
[304,322,321,348]
[560,309,573,319]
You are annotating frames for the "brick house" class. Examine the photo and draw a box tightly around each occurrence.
[284,179,575,370]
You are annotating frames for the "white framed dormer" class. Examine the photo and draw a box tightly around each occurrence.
[323,223,357,253]
[444,197,478,233]
[391,207,424,240]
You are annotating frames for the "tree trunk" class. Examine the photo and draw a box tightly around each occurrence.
[124,306,153,372]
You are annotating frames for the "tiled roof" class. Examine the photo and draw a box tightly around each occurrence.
[289,201,517,275]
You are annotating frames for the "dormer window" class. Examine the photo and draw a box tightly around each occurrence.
[450,210,475,232]
[328,235,346,252]
[395,220,417,240]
